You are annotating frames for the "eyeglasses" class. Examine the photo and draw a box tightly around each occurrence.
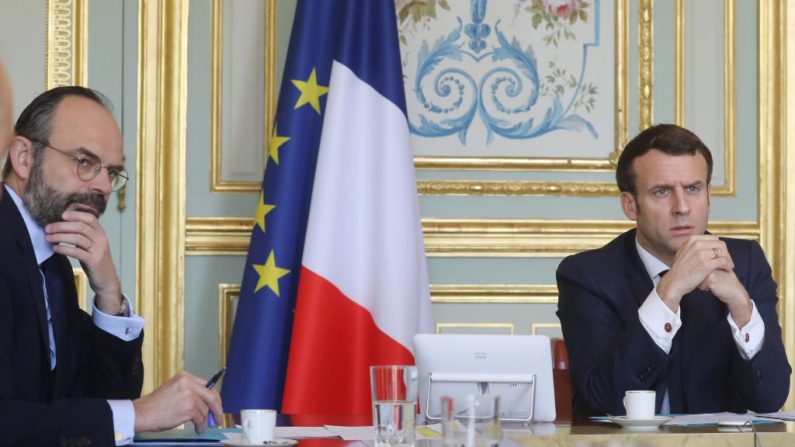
[32,140,129,192]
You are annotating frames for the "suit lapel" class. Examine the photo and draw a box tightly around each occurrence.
[620,230,655,308]
[51,253,78,396]
[0,193,51,357]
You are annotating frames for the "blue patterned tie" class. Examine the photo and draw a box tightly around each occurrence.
[40,255,66,370]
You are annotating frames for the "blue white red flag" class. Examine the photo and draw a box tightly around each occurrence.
[222,0,433,417]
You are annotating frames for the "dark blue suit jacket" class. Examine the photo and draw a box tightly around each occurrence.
[556,229,791,416]
[0,189,144,446]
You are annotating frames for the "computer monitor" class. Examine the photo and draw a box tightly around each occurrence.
[413,334,556,423]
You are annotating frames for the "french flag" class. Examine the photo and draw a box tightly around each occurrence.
[222,0,433,419]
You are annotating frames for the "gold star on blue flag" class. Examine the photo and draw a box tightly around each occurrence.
[222,0,337,413]
[292,68,328,114]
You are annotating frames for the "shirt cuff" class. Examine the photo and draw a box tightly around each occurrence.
[638,288,682,354]
[108,399,135,445]
[726,300,765,360]
[93,294,145,341]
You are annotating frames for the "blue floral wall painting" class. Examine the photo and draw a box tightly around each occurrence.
[397,0,617,162]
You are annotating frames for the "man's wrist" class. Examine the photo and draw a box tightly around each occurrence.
[728,298,753,328]
[115,296,130,317]
[655,281,682,312]
[95,290,124,315]
[108,399,136,445]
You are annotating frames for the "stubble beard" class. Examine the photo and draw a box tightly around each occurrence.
[23,157,107,227]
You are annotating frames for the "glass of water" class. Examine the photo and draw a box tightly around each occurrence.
[370,365,418,447]
[442,394,502,447]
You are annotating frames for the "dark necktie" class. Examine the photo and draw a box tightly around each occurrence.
[667,293,688,413]
[40,255,66,370]
[656,269,672,413]
[656,268,689,413]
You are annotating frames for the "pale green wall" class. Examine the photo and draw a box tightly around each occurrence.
[0,0,764,381]
[0,0,137,303]
[0,0,46,115]
[86,0,137,301]
[182,0,298,376]
[182,1,761,377]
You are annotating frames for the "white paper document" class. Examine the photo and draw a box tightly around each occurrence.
[274,426,336,438]
[323,426,372,440]
[757,411,795,422]
[323,424,447,441]
[666,412,786,426]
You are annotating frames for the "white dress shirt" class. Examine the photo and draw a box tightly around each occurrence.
[5,186,143,445]
[635,239,765,414]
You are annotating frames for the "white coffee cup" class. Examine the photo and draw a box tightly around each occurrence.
[241,409,276,444]
[623,390,656,420]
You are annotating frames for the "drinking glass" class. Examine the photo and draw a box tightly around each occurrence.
[442,394,501,447]
[370,365,418,447]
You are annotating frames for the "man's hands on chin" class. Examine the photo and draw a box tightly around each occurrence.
[44,209,123,315]
[656,234,753,327]
[133,371,224,434]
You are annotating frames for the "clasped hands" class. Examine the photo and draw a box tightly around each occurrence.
[656,235,754,327]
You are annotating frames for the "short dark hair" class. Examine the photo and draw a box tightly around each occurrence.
[3,86,111,177]
[615,124,713,195]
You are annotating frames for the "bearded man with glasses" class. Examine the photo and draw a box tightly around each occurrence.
[0,86,222,446]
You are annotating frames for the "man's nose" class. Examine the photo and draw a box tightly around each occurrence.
[89,168,114,195]
[671,188,690,215]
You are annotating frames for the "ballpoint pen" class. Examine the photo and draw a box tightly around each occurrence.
[206,367,226,427]
[206,367,226,390]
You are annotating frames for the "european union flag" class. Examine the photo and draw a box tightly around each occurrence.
[223,0,428,416]
[221,0,339,413]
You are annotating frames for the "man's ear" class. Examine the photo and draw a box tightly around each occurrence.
[6,136,34,180]
[620,191,639,220]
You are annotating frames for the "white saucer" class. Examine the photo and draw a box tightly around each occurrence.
[607,415,672,429]
[221,433,298,447]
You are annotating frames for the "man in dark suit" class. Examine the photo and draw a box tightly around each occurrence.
[556,124,791,417]
[0,86,223,446]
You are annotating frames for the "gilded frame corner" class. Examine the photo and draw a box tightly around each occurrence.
[430,284,558,304]
[72,267,88,311]
[210,0,278,193]
[46,0,88,88]
[217,284,240,368]
[435,323,515,335]
[185,216,760,258]
[673,0,736,196]
[217,284,239,427]
[531,322,562,336]
[416,0,628,197]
